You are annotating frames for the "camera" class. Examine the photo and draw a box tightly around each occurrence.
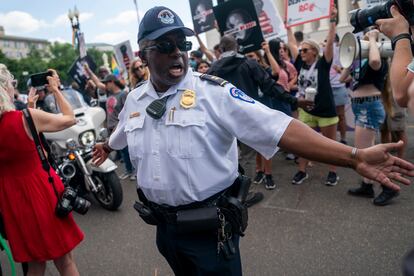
[350,0,414,33]
[29,71,53,89]
[55,186,90,218]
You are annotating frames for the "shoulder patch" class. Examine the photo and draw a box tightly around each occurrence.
[199,74,228,87]
[229,87,255,104]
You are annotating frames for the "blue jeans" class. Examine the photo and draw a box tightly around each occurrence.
[120,146,134,173]
[352,98,385,131]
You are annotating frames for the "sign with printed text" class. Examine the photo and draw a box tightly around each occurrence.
[190,0,216,34]
[285,0,333,28]
[213,0,264,54]
[254,0,286,39]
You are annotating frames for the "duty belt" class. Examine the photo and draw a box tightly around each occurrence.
[147,189,226,224]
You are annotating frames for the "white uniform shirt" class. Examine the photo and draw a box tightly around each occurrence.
[109,69,293,206]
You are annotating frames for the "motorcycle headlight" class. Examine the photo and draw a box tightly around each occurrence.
[79,130,95,147]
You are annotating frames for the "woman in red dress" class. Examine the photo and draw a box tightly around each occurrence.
[0,65,84,275]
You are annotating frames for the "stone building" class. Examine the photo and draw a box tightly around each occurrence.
[0,26,50,59]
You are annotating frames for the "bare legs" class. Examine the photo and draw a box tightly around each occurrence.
[256,152,272,175]
[336,105,347,142]
[298,123,338,173]
[27,252,79,276]
[27,262,46,276]
[354,125,376,183]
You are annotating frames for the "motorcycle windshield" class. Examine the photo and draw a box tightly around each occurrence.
[48,88,88,114]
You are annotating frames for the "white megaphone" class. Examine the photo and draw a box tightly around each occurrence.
[339,32,393,68]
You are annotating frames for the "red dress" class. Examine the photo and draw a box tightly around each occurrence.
[0,110,84,262]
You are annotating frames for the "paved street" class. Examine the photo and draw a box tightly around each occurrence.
[2,123,414,276]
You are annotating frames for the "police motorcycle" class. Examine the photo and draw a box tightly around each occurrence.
[44,87,123,211]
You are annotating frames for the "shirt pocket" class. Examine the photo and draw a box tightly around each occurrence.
[165,109,206,158]
[124,114,146,158]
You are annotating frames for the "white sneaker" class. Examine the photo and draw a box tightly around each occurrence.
[119,172,130,180]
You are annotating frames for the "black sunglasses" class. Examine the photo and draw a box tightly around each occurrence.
[301,48,310,53]
[144,40,192,54]
[134,65,146,71]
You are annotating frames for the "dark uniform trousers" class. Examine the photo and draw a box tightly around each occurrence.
[156,223,242,276]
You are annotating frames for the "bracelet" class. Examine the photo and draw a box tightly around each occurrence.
[351,147,358,160]
[330,19,337,23]
[102,141,113,154]
[391,33,412,50]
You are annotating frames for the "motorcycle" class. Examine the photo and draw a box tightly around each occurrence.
[44,88,123,211]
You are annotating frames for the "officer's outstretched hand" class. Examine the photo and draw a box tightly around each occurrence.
[354,141,414,191]
[92,143,109,166]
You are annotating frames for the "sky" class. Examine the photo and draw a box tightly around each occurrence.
[0,0,210,51]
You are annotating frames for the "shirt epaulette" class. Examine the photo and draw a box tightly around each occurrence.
[199,74,228,87]
[134,80,147,89]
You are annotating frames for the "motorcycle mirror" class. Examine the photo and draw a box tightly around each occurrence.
[99,128,109,140]
[66,138,77,150]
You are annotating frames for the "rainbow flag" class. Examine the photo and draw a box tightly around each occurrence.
[111,55,120,77]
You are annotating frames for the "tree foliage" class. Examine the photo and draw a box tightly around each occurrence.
[0,42,113,92]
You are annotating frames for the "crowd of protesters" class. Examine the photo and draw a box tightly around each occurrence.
[185,6,408,207]
[6,7,409,206]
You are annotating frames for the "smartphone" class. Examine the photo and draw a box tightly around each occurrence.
[30,71,53,89]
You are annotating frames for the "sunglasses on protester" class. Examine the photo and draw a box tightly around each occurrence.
[11,80,18,89]
[301,48,312,54]
[133,65,146,71]
[144,40,192,54]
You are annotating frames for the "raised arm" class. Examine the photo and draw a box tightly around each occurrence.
[195,34,215,63]
[29,73,75,133]
[323,6,337,63]
[366,30,382,71]
[262,41,281,77]
[84,63,106,90]
[376,5,413,107]
[279,119,414,191]
[286,26,299,60]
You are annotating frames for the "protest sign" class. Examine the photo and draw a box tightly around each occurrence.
[114,40,134,77]
[68,55,97,90]
[253,0,286,39]
[190,0,215,34]
[285,0,333,28]
[213,0,264,54]
[78,32,87,59]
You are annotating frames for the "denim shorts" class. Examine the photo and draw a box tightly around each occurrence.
[332,86,350,106]
[351,98,385,131]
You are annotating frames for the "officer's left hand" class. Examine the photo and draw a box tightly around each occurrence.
[297,98,315,111]
[92,143,109,166]
[354,141,414,191]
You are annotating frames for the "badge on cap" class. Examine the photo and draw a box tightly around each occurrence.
[158,10,175,24]
[180,89,196,109]
[129,111,140,118]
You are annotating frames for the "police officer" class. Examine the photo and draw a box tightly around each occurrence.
[92,6,414,276]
